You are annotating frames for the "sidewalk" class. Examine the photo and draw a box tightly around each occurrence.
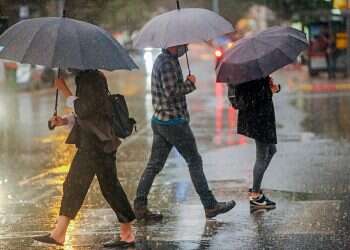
[284,65,350,93]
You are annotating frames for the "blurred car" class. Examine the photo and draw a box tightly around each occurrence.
[210,34,236,67]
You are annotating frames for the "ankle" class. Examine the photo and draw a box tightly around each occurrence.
[50,231,65,244]
[249,191,261,198]
[120,231,135,242]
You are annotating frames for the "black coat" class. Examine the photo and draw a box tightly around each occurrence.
[236,78,277,144]
[66,70,121,153]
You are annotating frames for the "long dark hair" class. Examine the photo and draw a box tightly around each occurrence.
[75,70,111,117]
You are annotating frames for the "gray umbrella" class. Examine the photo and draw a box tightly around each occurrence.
[216,26,309,84]
[134,0,233,75]
[133,7,233,49]
[0,17,138,70]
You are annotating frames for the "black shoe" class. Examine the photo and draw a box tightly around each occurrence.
[103,238,135,248]
[205,200,236,218]
[134,207,163,222]
[249,192,276,209]
[32,234,63,246]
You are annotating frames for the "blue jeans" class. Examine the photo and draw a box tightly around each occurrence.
[135,121,217,209]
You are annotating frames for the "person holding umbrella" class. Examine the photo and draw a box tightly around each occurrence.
[133,1,236,221]
[217,26,309,210]
[33,70,136,248]
[229,76,279,208]
[133,44,236,221]
[0,16,139,247]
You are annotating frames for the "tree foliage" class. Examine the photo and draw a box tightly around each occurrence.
[0,0,334,32]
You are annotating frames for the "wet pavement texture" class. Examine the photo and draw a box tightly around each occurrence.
[0,45,350,249]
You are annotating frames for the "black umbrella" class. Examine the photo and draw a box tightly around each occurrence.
[0,12,138,129]
[216,26,308,85]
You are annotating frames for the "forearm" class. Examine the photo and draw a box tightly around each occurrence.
[177,79,196,95]
[165,79,196,97]
[55,78,73,98]
[62,114,75,128]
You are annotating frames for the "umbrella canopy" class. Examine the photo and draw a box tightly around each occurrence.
[0,17,138,71]
[216,26,308,84]
[133,8,233,49]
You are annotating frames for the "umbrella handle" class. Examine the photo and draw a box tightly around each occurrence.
[48,82,59,130]
[185,51,191,76]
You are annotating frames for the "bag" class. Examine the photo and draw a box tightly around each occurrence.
[227,84,247,110]
[109,94,136,139]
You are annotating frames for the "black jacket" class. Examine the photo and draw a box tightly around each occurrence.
[65,70,121,153]
[236,77,277,144]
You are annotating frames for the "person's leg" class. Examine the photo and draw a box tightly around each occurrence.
[252,140,277,193]
[134,122,172,210]
[159,122,217,209]
[96,153,135,243]
[51,151,95,244]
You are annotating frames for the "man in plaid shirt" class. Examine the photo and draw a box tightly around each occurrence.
[134,45,235,222]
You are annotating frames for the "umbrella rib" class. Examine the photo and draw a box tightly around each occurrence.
[50,19,67,69]
[163,16,172,48]
[255,36,305,61]
[98,28,137,70]
[72,23,85,69]
[203,14,218,42]
[21,21,53,64]
[0,21,28,56]
[251,39,265,78]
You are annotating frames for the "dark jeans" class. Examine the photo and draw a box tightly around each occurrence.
[135,121,217,209]
[59,150,135,223]
[252,140,277,192]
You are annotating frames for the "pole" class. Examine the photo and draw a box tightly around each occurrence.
[212,0,219,14]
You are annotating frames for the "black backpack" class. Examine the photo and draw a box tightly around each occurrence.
[109,94,136,139]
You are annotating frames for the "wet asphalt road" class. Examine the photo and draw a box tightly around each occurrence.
[0,45,349,250]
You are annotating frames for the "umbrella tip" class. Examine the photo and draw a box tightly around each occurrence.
[176,0,180,10]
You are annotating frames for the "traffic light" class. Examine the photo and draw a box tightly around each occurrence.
[0,17,9,35]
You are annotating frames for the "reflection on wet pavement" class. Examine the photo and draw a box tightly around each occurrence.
[0,46,349,249]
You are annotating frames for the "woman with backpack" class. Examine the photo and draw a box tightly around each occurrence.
[228,76,280,209]
[33,70,135,248]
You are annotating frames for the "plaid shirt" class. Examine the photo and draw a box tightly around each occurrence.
[151,50,196,121]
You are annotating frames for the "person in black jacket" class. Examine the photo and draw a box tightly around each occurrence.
[233,76,280,209]
[33,70,135,248]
